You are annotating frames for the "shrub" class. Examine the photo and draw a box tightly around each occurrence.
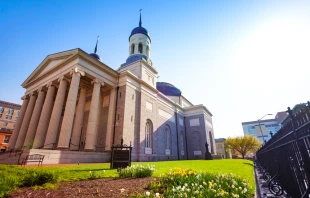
[89,170,105,180]
[139,168,253,198]
[22,169,58,186]
[118,165,155,178]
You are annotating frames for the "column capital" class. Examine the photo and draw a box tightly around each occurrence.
[28,91,37,97]
[71,67,85,77]
[91,79,105,86]
[21,95,29,100]
[80,82,90,90]
[37,87,47,93]
[58,76,70,83]
[46,82,58,88]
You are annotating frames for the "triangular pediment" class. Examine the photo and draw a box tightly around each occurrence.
[22,49,79,87]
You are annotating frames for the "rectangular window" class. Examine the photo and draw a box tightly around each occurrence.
[15,117,18,121]
[5,115,8,119]
[3,136,10,144]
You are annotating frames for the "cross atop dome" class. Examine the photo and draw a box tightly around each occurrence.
[89,36,101,61]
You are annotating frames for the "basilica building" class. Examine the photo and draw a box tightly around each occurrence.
[8,14,216,163]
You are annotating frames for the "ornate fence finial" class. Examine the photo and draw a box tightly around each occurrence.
[287,107,294,119]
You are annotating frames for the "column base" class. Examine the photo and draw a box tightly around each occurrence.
[83,149,95,152]
[56,146,69,150]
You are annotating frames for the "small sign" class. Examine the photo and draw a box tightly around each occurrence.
[181,151,184,155]
[194,151,202,155]
[165,149,170,155]
[145,147,152,154]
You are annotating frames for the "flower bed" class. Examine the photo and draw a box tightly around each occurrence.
[133,168,253,197]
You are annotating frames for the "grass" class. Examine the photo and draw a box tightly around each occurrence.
[0,159,254,196]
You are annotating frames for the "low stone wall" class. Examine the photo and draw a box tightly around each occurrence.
[24,149,111,164]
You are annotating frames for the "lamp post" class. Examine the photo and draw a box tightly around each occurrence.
[258,114,273,144]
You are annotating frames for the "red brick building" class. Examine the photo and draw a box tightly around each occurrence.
[0,100,21,151]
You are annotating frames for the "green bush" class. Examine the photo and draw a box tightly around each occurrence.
[118,165,155,178]
[88,170,105,180]
[0,165,58,197]
[22,169,58,186]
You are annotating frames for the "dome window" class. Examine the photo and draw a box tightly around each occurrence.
[131,44,135,55]
[138,43,143,54]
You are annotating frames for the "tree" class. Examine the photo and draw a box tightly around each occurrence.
[224,135,261,159]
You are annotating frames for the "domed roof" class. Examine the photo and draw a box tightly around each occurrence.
[156,82,182,96]
[129,26,150,41]
[121,54,148,67]
[89,53,101,61]
[129,10,151,42]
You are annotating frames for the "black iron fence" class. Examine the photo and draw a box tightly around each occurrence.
[256,102,310,198]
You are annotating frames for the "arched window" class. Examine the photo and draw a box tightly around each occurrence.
[165,125,171,151]
[138,43,143,54]
[209,131,214,154]
[131,44,135,54]
[145,119,153,148]
[146,45,150,56]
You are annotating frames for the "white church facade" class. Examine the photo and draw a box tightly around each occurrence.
[8,14,216,163]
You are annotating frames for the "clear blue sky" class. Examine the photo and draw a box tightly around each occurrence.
[1,0,310,138]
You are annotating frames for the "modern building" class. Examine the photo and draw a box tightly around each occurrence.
[8,13,216,163]
[0,100,21,151]
[242,112,286,143]
[215,138,231,159]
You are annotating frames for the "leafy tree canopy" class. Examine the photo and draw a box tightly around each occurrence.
[224,135,261,159]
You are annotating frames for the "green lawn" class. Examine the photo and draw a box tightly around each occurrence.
[31,159,254,189]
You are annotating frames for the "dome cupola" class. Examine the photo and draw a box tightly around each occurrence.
[129,11,151,42]
[89,36,101,61]
[122,10,152,67]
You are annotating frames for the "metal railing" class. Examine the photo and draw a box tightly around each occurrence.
[256,102,310,198]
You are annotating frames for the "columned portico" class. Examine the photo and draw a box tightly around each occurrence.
[9,96,29,150]
[14,92,37,149]
[57,68,85,149]
[44,76,69,149]
[70,84,87,150]
[23,87,46,147]
[33,83,57,149]
[84,79,104,151]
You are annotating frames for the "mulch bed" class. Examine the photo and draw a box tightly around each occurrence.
[7,177,154,198]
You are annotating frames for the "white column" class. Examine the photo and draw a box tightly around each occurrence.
[23,88,46,147]
[33,83,57,149]
[44,76,69,149]
[105,88,117,151]
[57,68,85,149]
[70,84,87,150]
[84,79,104,151]
[14,92,37,149]
[8,96,29,150]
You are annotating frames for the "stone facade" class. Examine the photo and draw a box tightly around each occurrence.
[9,18,216,163]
